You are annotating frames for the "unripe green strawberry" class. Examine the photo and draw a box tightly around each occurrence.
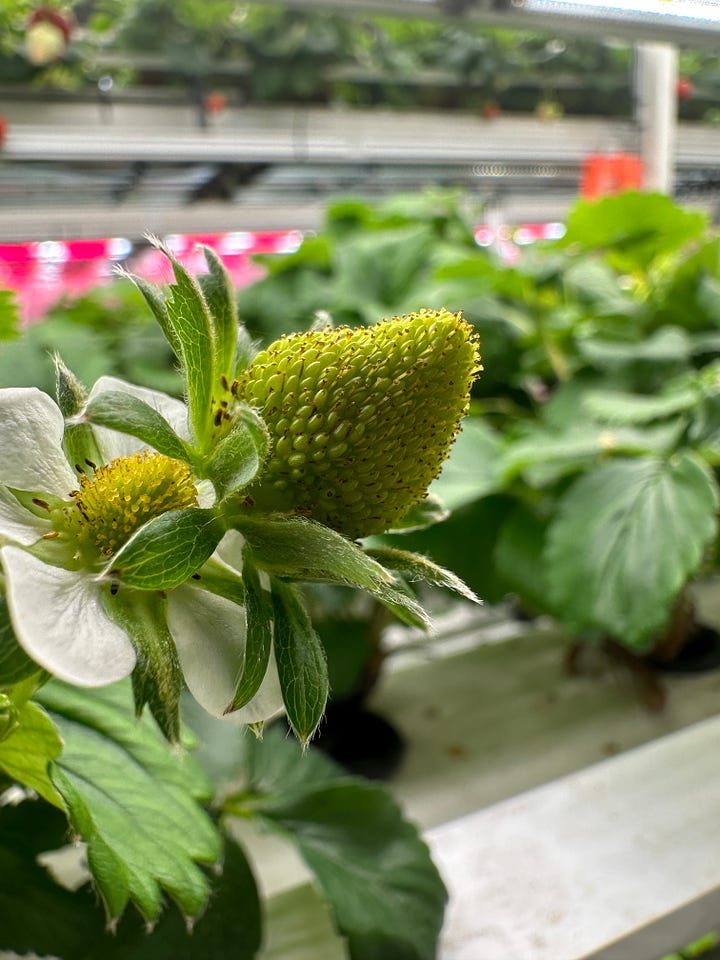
[239,310,481,539]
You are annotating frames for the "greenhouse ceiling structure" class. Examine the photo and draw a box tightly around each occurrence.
[1,0,720,241]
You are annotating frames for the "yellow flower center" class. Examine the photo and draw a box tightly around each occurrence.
[59,451,198,560]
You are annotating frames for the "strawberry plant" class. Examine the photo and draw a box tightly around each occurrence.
[405,192,720,665]
[0,244,479,958]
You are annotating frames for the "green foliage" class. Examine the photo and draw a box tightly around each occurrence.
[237,192,482,342]
[1,674,448,960]
[0,288,20,341]
[428,418,504,511]
[660,931,720,960]
[0,0,676,120]
[228,726,447,960]
[0,283,181,396]
[545,454,718,648]
[0,591,40,688]
[561,192,708,272]
[0,800,262,960]
[0,696,64,807]
[36,681,221,923]
[367,190,720,649]
[0,800,104,959]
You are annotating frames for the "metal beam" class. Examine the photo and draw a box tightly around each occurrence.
[2,100,718,167]
[0,101,639,164]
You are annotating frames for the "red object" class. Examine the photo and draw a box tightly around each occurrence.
[481,100,501,120]
[25,7,75,65]
[580,153,644,199]
[204,91,228,114]
[27,7,74,42]
[677,77,694,101]
[0,116,6,148]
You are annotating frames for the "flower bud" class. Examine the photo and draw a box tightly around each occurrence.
[239,310,481,538]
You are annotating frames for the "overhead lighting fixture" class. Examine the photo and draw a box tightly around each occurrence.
[512,0,720,27]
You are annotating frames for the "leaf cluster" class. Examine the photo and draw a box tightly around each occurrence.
[64,239,474,745]
[250,193,720,650]
[393,191,720,652]
[0,681,446,960]
[0,281,182,398]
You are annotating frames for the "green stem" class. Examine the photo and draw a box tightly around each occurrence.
[220,790,267,819]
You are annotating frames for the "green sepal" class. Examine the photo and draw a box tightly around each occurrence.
[248,720,264,740]
[197,245,238,382]
[232,513,430,629]
[233,326,258,378]
[271,579,328,744]
[207,405,270,499]
[53,353,101,470]
[104,508,225,591]
[191,557,246,607]
[365,545,480,603]
[384,494,450,533]
[54,354,87,418]
[123,269,183,359]
[83,390,193,464]
[62,423,104,481]
[161,244,216,451]
[105,589,183,743]
[225,548,272,714]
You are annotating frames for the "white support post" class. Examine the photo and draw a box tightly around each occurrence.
[634,42,679,194]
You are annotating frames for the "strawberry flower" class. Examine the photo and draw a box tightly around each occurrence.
[0,377,281,735]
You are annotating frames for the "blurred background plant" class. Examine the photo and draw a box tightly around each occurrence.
[238,189,720,688]
[0,280,181,396]
[7,189,720,705]
[1,0,720,122]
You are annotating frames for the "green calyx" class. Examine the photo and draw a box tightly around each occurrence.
[238,309,481,539]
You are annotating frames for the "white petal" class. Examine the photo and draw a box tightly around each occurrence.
[87,376,190,460]
[0,485,49,545]
[215,529,245,571]
[1,546,136,686]
[168,584,283,724]
[0,388,76,495]
[195,479,216,509]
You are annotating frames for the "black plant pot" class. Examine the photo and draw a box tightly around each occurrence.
[301,595,407,780]
[313,698,406,781]
[648,622,720,674]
